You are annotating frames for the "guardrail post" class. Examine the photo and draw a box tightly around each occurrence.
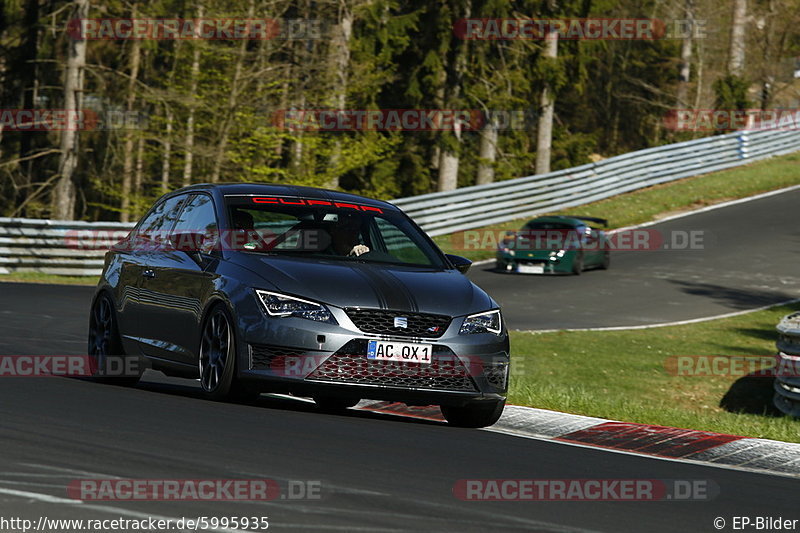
[737,131,750,159]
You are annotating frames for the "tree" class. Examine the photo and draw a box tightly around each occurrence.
[534,28,558,175]
[52,0,88,220]
[120,6,142,222]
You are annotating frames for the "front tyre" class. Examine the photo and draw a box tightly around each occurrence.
[199,305,238,401]
[600,251,610,270]
[441,399,505,428]
[88,293,141,386]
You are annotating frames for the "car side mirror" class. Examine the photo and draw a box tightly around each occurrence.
[446,254,472,274]
[169,232,206,254]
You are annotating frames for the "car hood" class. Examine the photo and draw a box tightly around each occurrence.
[230,253,496,316]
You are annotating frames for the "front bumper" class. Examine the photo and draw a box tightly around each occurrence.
[495,253,572,274]
[238,306,510,407]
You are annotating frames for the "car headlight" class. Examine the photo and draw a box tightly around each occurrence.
[459,309,502,335]
[255,290,337,324]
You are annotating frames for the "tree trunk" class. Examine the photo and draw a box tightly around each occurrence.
[693,40,704,111]
[52,0,88,220]
[436,0,469,192]
[758,0,776,110]
[0,0,7,157]
[326,0,354,189]
[159,41,181,194]
[17,0,41,208]
[437,150,459,191]
[182,3,203,187]
[161,105,173,193]
[120,23,142,222]
[133,135,145,214]
[476,116,497,185]
[676,0,694,107]
[210,0,254,183]
[728,0,747,76]
[535,30,558,175]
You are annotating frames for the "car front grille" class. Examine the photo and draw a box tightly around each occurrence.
[306,340,478,392]
[344,308,451,338]
[250,344,306,370]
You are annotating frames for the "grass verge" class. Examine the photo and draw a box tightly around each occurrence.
[508,302,800,443]
[436,152,800,261]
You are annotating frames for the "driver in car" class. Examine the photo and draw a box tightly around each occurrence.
[328,213,370,257]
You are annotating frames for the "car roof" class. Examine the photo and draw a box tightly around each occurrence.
[170,183,397,210]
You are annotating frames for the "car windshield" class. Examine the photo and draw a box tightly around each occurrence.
[223,195,445,268]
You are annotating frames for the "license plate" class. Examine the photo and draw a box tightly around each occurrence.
[367,340,432,364]
[517,264,544,274]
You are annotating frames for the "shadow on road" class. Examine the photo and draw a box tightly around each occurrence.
[127,372,446,427]
[669,280,797,310]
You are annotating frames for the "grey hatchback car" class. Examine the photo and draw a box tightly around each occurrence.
[89,184,510,427]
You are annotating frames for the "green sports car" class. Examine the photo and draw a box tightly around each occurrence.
[495,215,611,275]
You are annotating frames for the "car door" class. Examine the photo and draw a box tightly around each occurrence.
[117,195,184,351]
[138,193,219,365]
[129,193,190,360]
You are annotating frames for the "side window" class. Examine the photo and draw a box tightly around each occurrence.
[135,195,187,247]
[172,194,219,253]
[373,217,430,264]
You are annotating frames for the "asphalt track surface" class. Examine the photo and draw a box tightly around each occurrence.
[1,188,800,531]
[468,187,800,330]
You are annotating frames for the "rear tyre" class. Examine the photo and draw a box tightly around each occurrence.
[199,305,238,401]
[313,396,360,412]
[571,253,584,275]
[88,293,141,386]
[441,399,505,428]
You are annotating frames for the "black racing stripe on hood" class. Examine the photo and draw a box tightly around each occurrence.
[380,269,420,313]
[353,266,415,311]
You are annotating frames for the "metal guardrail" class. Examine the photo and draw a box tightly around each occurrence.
[0,218,133,276]
[0,129,798,276]
[774,312,800,417]
[392,129,800,236]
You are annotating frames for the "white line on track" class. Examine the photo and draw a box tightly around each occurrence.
[519,298,800,333]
